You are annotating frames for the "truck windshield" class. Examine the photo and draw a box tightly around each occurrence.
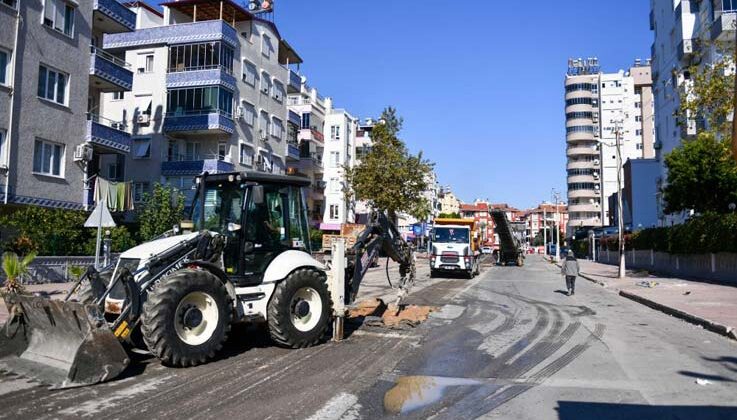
[190,182,245,234]
[433,227,469,244]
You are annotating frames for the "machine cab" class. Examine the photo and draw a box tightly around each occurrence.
[190,172,312,286]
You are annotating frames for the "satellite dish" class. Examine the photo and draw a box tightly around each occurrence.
[247,0,259,11]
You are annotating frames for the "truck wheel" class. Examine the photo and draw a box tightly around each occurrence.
[268,268,332,349]
[430,269,437,278]
[141,269,232,367]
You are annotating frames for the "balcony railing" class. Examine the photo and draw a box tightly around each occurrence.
[93,0,136,33]
[287,143,300,160]
[711,10,737,41]
[163,109,235,134]
[166,67,237,90]
[89,46,133,91]
[161,159,235,176]
[104,20,239,51]
[86,113,131,153]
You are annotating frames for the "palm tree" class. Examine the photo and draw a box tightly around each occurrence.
[2,251,37,294]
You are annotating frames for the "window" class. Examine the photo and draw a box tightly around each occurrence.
[259,111,270,138]
[218,142,228,161]
[240,144,253,165]
[260,72,271,95]
[33,139,64,176]
[0,129,6,164]
[43,0,75,37]
[184,142,201,160]
[566,126,596,133]
[166,86,233,117]
[301,113,310,129]
[2,0,18,9]
[132,183,149,202]
[329,204,339,220]
[132,137,151,159]
[330,151,340,167]
[635,102,641,108]
[262,34,273,58]
[565,83,596,93]
[635,115,642,122]
[112,91,124,100]
[168,42,234,74]
[636,143,643,150]
[636,129,643,136]
[242,60,257,86]
[37,65,68,105]
[330,125,340,140]
[145,54,154,72]
[565,111,593,120]
[565,97,593,106]
[330,177,340,192]
[273,81,285,102]
[240,101,255,126]
[271,117,283,140]
[137,54,154,73]
[0,49,9,86]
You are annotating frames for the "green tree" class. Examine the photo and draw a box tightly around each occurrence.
[663,132,737,214]
[138,183,185,241]
[679,52,734,139]
[344,107,434,220]
[0,207,92,255]
[438,212,461,219]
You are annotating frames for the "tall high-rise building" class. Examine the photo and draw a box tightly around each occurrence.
[650,0,735,225]
[564,58,655,234]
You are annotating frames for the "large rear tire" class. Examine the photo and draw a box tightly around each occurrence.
[268,268,331,348]
[141,269,232,367]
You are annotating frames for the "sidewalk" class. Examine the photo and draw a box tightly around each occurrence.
[578,259,737,341]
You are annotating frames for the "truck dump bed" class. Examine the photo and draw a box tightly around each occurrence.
[491,210,524,266]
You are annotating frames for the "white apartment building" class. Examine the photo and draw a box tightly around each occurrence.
[564,58,655,234]
[286,81,328,226]
[100,0,302,205]
[321,108,357,231]
[650,0,735,225]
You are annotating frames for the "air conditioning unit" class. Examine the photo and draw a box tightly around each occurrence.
[261,86,270,94]
[137,114,150,125]
[236,106,244,119]
[137,67,145,73]
[593,159,600,166]
[73,144,93,162]
[593,131,600,137]
[258,129,269,143]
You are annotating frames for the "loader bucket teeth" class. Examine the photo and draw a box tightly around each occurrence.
[0,294,129,389]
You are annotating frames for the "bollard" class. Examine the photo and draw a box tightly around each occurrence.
[329,239,346,342]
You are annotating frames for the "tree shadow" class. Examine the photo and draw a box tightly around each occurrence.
[678,370,736,383]
[703,356,737,373]
[557,401,737,420]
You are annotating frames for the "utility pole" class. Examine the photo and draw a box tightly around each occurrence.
[552,189,561,262]
[543,206,547,257]
[615,121,626,279]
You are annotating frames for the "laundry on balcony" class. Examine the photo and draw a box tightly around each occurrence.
[94,177,135,212]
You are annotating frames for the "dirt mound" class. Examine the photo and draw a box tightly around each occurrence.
[348,298,437,328]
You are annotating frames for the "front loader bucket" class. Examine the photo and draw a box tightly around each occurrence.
[0,293,129,389]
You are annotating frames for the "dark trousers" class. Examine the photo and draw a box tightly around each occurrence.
[565,275,576,292]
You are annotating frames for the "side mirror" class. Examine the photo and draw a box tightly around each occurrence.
[252,185,264,205]
[243,242,255,254]
[227,222,241,232]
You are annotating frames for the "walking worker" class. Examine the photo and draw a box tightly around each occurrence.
[561,254,580,296]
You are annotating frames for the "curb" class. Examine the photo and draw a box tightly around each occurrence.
[619,290,737,341]
[579,272,607,287]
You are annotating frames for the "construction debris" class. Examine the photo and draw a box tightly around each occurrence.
[347,298,437,329]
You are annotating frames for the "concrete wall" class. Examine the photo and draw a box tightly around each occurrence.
[596,248,737,286]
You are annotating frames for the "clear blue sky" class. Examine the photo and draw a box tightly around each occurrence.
[275,0,652,209]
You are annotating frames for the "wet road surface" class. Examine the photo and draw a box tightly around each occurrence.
[1,257,736,419]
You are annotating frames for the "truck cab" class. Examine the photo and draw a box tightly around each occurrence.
[429,218,481,279]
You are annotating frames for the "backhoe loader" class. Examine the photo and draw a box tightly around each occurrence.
[0,171,415,388]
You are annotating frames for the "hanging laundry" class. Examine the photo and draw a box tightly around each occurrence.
[94,177,135,212]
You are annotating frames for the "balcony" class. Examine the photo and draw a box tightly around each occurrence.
[299,128,325,144]
[566,146,599,157]
[287,142,300,161]
[89,46,133,92]
[288,110,301,126]
[166,67,237,91]
[86,114,131,153]
[161,159,235,176]
[104,20,238,51]
[93,0,136,33]
[568,189,600,199]
[711,11,737,42]
[163,110,235,135]
[299,152,324,172]
[288,69,302,94]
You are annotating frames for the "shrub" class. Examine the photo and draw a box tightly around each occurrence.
[622,213,737,254]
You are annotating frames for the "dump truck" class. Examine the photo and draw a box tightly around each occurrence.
[0,171,415,388]
[490,210,525,266]
[429,218,481,279]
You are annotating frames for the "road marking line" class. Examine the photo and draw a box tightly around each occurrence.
[351,330,420,340]
[305,392,360,420]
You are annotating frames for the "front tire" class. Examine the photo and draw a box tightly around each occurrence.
[141,269,232,367]
[268,268,332,348]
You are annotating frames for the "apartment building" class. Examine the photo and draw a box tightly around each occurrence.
[564,58,655,234]
[0,0,136,210]
[523,203,569,243]
[321,108,357,231]
[286,81,327,226]
[460,202,492,244]
[100,0,301,205]
[438,188,461,215]
[650,0,735,225]
[353,118,374,221]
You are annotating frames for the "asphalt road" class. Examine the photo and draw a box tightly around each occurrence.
[1,257,736,419]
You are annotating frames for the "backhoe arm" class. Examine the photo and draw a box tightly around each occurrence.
[344,212,416,306]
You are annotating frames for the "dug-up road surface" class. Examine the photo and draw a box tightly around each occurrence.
[1,257,736,419]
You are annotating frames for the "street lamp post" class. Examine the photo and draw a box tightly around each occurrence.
[615,122,626,279]
[552,189,561,262]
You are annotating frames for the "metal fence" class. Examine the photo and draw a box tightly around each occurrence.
[0,256,119,285]
[596,249,737,286]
